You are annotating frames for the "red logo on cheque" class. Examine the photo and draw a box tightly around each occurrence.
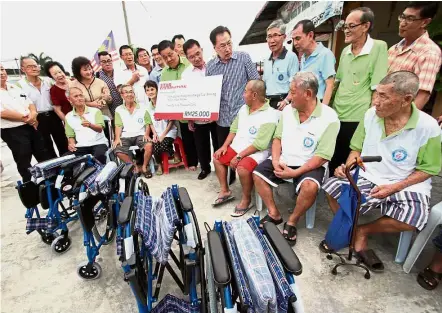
[160,83,187,90]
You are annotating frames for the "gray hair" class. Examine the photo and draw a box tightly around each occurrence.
[291,72,319,97]
[351,7,375,33]
[248,79,266,101]
[267,19,286,34]
[379,71,419,98]
[65,86,83,98]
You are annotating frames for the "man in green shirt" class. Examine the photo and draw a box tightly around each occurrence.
[158,40,198,172]
[329,7,388,175]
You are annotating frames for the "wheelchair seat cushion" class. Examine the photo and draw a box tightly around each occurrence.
[263,222,302,276]
[207,230,230,286]
[230,220,277,313]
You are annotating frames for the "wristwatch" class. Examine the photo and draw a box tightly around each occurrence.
[236,154,242,161]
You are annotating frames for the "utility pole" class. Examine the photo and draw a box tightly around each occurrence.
[122,1,132,45]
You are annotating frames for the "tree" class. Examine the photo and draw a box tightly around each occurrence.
[26,52,53,76]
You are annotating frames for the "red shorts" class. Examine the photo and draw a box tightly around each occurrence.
[217,146,258,172]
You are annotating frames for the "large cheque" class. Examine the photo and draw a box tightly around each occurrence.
[154,75,223,121]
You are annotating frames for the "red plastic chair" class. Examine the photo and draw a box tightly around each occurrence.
[161,137,188,174]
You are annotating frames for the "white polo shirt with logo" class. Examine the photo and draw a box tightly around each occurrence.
[229,101,279,163]
[273,100,340,167]
[350,104,441,196]
[1,83,32,129]
[114,102,152,138]
[114,65,149,106]
[65,106,108,147]
[17,76,54,112]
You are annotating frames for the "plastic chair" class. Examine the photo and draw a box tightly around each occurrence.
[254,184,317,229]
[161,137,188,175]
[402,202,442,273]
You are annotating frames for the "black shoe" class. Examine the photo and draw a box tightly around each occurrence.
[198,170,211,180]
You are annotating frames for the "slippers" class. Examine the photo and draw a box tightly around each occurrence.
[231,204,253,217]
[417,267,442,290]
[355,249,385,273]
[319,240,335,254]
[259,214,283,227]
[282,222,297,246]
[212,193,235,207]
[143,170,153,179]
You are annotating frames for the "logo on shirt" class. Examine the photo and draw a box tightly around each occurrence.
[249,126,257,135]
[392,149,408,162]
[278,74,284,81]
[138,117,143,124]
[303,137,315,148]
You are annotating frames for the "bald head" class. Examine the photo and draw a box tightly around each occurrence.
[248,80,266,101]
[67,86,85,107]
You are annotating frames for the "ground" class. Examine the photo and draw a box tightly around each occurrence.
[1,142,441,313]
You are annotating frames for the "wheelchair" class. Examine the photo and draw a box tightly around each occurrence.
[75,161,135,280]
[17,154,100,253]
[117,179,206,313]
[205,216,305,313]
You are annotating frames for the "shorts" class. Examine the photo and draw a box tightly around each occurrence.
[253,159,325,194]
[322,176,430,231]
[217,146,258,172]
[114,135,147,155]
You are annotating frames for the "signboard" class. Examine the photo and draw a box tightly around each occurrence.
[155,75,223,121]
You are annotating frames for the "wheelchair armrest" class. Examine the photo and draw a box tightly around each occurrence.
[60,155,91,170]
[118,196,133,224]
[263,222,302,276]
[120,164,134,179]
[208,230,230,286]
[73,167,97,188]
[178,187,193,211]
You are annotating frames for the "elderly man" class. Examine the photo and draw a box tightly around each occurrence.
[262,19,299,109]
[320,71,441,272]
[0,64,49,181]
[17,56,68,158]
[329,7,388,175]
[213,80,279,216]
[388,1,441,110]
[96,51,123,118]
[113,84,152,175]
[253,72,340,245]
[115,45,149,106]
[291,19,336,105]
[65,87,108,164]
[182,39,219,180]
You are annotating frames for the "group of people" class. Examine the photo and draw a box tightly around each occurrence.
[1,1,442,290]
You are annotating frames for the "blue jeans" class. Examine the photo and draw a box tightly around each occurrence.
[434,229,442,253]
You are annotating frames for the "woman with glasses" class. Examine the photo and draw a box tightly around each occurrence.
[45,61,72,121]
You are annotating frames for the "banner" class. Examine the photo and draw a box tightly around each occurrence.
[154,75,223,121]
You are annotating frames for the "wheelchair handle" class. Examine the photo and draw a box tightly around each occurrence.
[361,156,382,163]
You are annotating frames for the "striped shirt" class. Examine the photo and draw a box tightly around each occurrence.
[97,70,123,117]
[206,51,260,127]
[388,32,442,93]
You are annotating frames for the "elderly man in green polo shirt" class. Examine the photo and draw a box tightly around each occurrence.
[329,7,388,175]
[321,71,442,272]
[158,39,199,173]
[65,87,108,164]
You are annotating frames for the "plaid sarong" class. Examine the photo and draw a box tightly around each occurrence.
[247,218,296,313]
[151,294,199,313]
[26,218,58,232]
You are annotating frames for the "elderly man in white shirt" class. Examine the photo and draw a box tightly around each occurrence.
[182,39,219,180]
[0,64,49,181]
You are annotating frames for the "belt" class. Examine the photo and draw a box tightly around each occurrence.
[38,111,53,116]
[267,94,288,100]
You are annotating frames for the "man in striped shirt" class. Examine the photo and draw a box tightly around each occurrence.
[388,1,441,110]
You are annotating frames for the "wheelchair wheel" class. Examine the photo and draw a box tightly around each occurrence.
[40,231,60,245]
[92,201,116,245]
[76,261,102,280]
[204,240,221,313]
[51,235,72,254]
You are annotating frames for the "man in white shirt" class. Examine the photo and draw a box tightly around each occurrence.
[182,39,219,180]
[17,56,68,158]
[0,64,49,181]
[114,45,149,106]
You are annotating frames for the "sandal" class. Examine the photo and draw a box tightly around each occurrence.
[212,192,235,207]
[355,249,385,273]
[417,267,442,290]
[259,214,283,227]
[283,223,297,246]
[143,170,153,179]
[319,240,335,254]
[231,204,252,217]
[156,165,163,176]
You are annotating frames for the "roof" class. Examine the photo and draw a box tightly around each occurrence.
[239,1,287,46]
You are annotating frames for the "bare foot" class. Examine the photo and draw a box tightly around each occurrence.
[189,166,197,171]
[141,165,147,173]
[353,227,368,252]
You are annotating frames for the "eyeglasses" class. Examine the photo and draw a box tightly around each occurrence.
[266,33,284,40]
[218,41,232,50]
[341,22,366,31]
[398,14,424,23]
[100,60,112,64]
